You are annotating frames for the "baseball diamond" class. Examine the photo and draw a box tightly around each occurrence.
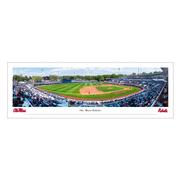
[37,82,141,101]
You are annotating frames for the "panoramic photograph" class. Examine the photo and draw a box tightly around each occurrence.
[12,67,168,107]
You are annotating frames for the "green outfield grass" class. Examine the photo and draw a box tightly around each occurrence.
[37,82,141,101]
[96,84,124,92]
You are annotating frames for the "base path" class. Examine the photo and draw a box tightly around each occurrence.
[80,86,104,95]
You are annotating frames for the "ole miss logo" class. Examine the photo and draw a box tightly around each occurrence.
[13,108,26,113]
[158,108,168,113]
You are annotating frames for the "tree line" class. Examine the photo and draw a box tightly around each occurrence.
[13,71,162,82]
[13,74,125,82]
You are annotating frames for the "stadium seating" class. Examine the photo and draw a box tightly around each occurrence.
[13,78,168,107]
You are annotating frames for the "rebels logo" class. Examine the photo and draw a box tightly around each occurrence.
[158,108,168,113]
[13,108,26,113]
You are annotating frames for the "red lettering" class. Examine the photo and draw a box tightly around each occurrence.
[13,108,26,113]
[158,108,168,113]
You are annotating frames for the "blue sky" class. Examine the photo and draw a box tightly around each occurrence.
[13,67,162,76]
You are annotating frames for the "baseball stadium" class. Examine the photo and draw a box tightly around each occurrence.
[12,67,168,107]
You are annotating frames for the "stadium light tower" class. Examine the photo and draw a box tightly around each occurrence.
[118,68,121,74]
[41,68,44,77]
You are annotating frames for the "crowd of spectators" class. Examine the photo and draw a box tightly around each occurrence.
[154,83,168,107]
[13,83,68,107]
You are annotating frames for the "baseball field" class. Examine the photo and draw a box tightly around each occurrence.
[37,82,141,101]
